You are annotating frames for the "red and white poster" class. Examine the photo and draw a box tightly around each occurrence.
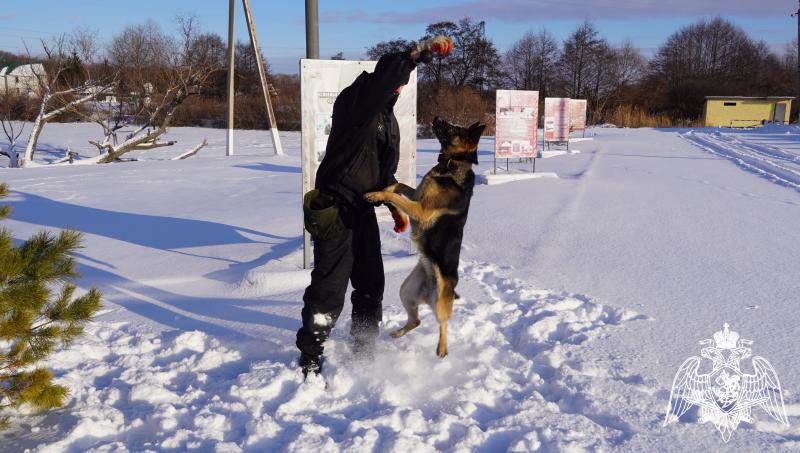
[569,99,587,133]
[495,90,539,159]
[544,97,570,142]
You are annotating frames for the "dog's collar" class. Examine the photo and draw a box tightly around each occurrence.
[437,155,473,171]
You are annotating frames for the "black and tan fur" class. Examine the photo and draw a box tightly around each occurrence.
[364,116,485,357]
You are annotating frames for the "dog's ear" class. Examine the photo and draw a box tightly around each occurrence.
[468,122,486,143]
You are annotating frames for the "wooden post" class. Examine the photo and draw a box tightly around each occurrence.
[225,0,235,156]
[242,0,284,156]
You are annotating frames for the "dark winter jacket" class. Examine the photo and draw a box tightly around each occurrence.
[314,51,416,210]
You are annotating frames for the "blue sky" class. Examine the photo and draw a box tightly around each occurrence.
[0,0,795,73]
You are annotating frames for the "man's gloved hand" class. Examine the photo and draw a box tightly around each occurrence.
[415,35,453,63]
[390,208,409,233]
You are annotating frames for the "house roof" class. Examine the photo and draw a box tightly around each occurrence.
[0,63,44,77]
[704,96,795,101]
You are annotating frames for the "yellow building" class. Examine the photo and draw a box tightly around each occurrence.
[703,96,794,128]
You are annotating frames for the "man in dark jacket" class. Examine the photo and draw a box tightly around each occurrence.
[297,39,452,378]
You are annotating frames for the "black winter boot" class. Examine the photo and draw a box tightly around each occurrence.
[299,353,322,379]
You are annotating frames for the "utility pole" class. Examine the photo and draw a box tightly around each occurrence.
[306,0,319,59]
[303,0,319,269]
[794,1,800,123]
[243,0,284,155]
[225,0,235,156]
[225,0,284,156]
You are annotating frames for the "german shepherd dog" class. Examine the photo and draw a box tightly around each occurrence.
[364,117,485,357]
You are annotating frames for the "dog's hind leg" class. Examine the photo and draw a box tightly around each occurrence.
[433,265,457,358]
[391,261,426,338]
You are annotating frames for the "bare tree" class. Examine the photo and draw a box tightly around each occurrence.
[651,17,757,85]
[17,35,114,167]
[0,92,27,167]
[648,17,762,118]
[86,16,217,163]
[366,38,415,60]
[577,39,648,121]
[586,41,614,109]
[436,18,503,90]
[558,20,603,99]
[414,19,505,90]
[419,22,457,88]
[234,41,271,95]
[504,29,559,96]
[784,40,798,74]
[108,20,174,69]
[68,27,100,65]
[611,41,647,88]
[108,19,175,100]
[190,33,227,69]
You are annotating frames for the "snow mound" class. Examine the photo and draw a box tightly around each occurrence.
[480,172,558,186]
[16,262,648,452]
[222,261,647,451]
[25,325,242,453]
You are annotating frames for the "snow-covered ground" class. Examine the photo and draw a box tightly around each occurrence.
[0,122,798,452]
[681,124,800,190]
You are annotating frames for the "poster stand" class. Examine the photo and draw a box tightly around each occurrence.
[300,60,417,268]
[543,97,571,153]
[493,89,539,175]
[568,99,588,142]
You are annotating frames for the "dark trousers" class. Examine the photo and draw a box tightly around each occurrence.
[296,207,384,358]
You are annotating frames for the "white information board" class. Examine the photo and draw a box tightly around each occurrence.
[569,99,587,133]
[544,97,571,143]
[495,89,539,159]
[300,59,417,197]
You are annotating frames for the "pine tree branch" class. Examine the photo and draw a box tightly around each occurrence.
[29,319,55,332]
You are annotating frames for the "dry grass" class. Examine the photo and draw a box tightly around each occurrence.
[599,104,702,128]
[171,93,301,131]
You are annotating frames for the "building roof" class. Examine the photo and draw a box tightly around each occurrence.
[0,63,44,77]
[704,96,795,100]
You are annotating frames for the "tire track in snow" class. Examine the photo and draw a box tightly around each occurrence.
[518,143,604,261]
[724,135,800,163]
[682,131,800,191]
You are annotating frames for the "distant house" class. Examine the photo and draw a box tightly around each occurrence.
[703,96,793,128]
[0,63,46,97]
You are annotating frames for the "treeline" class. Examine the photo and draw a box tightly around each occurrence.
[0,19,301,131]
[2,16,796,130]
[368,17,796,130]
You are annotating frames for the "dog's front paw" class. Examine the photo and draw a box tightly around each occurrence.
[363,192,384,203]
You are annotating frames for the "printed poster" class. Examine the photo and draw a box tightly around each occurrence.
[544,97,570,142]
[495,89,539,159]
[569,99,587,132]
